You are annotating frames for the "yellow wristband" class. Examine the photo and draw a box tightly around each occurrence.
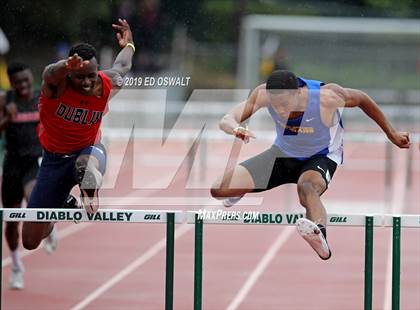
[125,42,135,52]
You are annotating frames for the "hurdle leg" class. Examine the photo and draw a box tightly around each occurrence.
[364,216,374,310]
[165,213,175,310]
[392,217,401,310]
[194,215,203,310]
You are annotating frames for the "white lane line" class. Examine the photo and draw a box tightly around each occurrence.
[70,223,193,310]
[383,150,408,310]
[227,226,295,310]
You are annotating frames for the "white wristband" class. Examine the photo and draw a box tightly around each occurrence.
[125,42,135,52]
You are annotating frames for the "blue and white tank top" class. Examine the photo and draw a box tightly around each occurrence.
[267,77,344,165]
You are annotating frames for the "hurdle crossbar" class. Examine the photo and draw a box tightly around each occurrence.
[1,209,419,310]
[0,208,184,310]
[187,211,419,310]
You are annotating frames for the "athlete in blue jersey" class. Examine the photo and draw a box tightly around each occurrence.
[211,70,410,260]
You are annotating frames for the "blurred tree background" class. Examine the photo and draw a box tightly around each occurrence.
[0,0,418,88]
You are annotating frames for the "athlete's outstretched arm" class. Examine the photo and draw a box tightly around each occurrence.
[42,60,69,88]
[102,19,135,90]
[43,58,85,86]
[41,54,89,98]
[325,83,410,148]
[109,19,135,78]
[219,84,267,142]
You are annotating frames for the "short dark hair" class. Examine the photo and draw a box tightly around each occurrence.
[68,43,97,60]
[266,70,298,92]
[7,62,29,76]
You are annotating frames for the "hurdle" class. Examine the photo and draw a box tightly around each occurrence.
[188,211,420,310]
[1,210,419,309]
[0,208,185,310]
[383,214,420,310]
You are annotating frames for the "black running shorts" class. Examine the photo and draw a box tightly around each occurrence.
[239,145,338,192]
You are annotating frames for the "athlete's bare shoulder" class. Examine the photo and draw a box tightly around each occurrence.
[320,83,346,108]
[251,83,270,108]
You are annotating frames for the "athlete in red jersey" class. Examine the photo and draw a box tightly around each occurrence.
[22,19,135,250]
[38,69,112,154]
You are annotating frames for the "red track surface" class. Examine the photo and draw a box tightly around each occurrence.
[2,139,419,309]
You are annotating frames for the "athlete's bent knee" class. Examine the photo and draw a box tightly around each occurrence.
[75,156,89,169]
[297,181,320,207]
[22,235,42,250]
[22,224,44,250]
[210,184,240,199]
[210,186,224,199]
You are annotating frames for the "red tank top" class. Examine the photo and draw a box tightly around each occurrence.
[38,71,112,154]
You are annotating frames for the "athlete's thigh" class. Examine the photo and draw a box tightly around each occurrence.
[298,157,338,194]
[27,152,76,209]
[22,222,52,242]
[213,164,255,191]
[240,145,295,192]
